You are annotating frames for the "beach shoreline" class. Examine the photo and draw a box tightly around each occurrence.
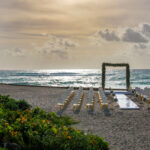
[0,84,150,150]
[0,83,130,91]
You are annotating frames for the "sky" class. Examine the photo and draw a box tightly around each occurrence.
[0,0,150,69]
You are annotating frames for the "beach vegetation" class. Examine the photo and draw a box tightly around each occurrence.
[0,94,109,150]
[0,95,31,111]
[0,147,7,150]
[17,99,31,110]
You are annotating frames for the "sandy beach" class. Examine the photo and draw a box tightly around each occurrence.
[0,84,150,150]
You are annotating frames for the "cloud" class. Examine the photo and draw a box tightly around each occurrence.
[47,35,78,49]
[92,24,150,45]
[51,50,67,59]
[0,18,62,32]
[0,0,32,10]
[59,38,78,48]
[122,28,148,43]
[134,43,147,49]
[37,35,78,58]
[142,24,150,37]
[5,48,25,57]
[98,29,120,41]
[95,24,150,45]
[18,33,49,37]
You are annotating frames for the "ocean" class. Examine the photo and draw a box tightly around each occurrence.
[0,69,150,89]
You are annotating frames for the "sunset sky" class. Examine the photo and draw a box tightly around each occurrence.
[0,0,150,69]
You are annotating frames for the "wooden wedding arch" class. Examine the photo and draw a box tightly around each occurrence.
[101,63,130,90]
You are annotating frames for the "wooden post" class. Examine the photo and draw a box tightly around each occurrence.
[102,63,105,90]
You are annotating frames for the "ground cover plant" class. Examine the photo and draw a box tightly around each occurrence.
[0,147,7,150]
[0,95,109,150]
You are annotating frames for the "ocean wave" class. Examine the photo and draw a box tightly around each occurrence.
[0,69,150,89]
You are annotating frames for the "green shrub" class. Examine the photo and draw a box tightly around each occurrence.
[0,94,109,150]
[17,99,31,110]
[0,95,10,104]
[0,95,30,111]
[0,108,4,119]
[4,99,19,111]
[0,147,7,150]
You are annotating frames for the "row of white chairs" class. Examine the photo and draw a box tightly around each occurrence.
[73,87,84,112]
[134,87,150,104]
[97,87,108,110]
[86,87,95,112]
[57,87,109,113]
[57,87,74,112]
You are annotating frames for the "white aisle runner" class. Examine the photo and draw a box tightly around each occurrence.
[116,94,139,110]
